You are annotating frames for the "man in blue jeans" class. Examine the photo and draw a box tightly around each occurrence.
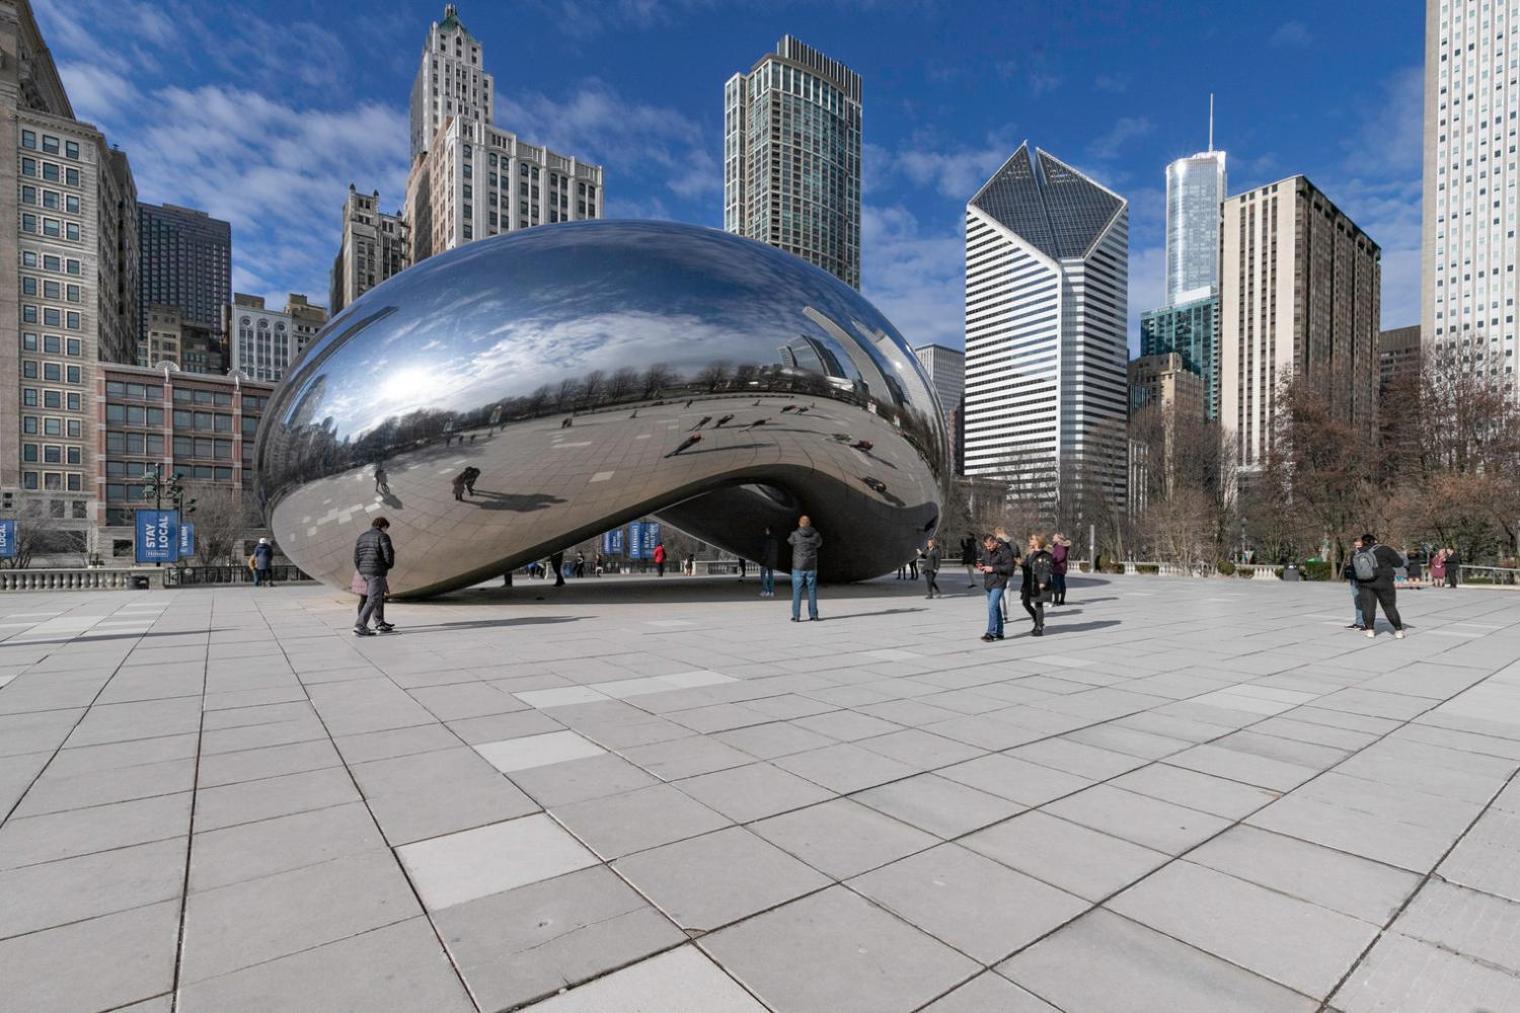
[788,515,822,621]
[759,526,779,598]
[1343,535,1365,630]
[977,532,1014,642]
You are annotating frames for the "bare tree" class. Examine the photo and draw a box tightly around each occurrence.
[192,487,255,565]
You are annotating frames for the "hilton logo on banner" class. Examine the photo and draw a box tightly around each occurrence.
[134,510,180,564]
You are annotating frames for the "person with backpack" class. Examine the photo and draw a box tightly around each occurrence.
[1022,534,1055,636]
[1342,536,1366,630]
[975,532,1014,641]
[1352,533,1406,639]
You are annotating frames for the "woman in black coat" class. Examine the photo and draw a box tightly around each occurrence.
[920,539,942,598]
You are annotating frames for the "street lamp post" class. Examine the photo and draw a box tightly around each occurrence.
[141,465,191,568]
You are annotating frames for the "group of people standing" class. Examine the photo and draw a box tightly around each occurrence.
[972,530,1069,640]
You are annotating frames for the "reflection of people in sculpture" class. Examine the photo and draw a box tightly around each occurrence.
[561,416,573,428]
[714,414,735,428]
[782,404,799,413]
[452,467,480,500]
[747,418,769,429]
[666,433,702,457]
[373,464,388,494]
[851,439,874,452]
[690,416,712,431]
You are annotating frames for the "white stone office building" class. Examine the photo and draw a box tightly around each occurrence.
[963,144,1129,509]
[1423,0,1520,386]
[403,5,602,263]
[331,186,409,314]
[725,36,862,289]
[1220,177,1381,473]
[225,293,328,383]
[2,0,139,549]
[409,4,493,166]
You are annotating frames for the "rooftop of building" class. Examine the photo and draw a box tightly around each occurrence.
[970,143,1126,262]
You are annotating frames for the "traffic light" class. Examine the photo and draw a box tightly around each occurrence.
[185,498,197,516]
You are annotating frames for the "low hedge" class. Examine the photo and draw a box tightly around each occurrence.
[1135,563,1160,575]
[1300,560,1332,581]
[1216,561,1236,576]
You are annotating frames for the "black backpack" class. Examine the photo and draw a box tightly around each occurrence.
[1030,550,1054,586]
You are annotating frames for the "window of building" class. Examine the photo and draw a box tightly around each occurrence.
[21,129,35,148]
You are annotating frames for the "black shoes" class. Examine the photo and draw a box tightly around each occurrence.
[1031,625,1044,637]
[376,623,396,633]
[980,634,994,642]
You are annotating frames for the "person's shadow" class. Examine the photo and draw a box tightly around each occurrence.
[377,489,403,509]
[473,490,567,512]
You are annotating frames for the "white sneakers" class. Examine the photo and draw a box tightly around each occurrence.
[1365,629,1376,638]
[1394,630,1406,639]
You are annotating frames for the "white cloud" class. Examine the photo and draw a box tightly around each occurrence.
[861,204,964,350]
[1093,74,1129,94]
[496,81,720,205]
[1270,21,1312,47]
[891,135,1016,201]
[55,63,132,123]
[1087,116,1153,161]
[1343,66,1422,178]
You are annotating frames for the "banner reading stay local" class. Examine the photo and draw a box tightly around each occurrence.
[135,510,180,564]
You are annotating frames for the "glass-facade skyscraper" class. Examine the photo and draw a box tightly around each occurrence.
[724,37,862,289]
[1140,296,1219,420]
[1164,150,1227,306]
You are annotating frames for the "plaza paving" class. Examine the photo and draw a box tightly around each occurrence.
[1,572,1518,1012]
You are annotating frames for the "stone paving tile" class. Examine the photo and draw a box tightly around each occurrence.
[0,791,191,870]
[1001,909,1318,1013]
[11,756,196,818]
[1392,878,1520,975]
[1330,932,1520,1013]
[704,886,980,1013]
[1436,808,1520,902]
[531,945,768,1012]
[1042,783,1232,855]
[615,826,830,932]
[961,810,1170,902]
[435,865,684,1010]
[853,772,1023,838]
[849,843,1088,963]
[675,761,833,822]
[752,797,939,879]
[772,741,919,792]
[1107,861,1379,998]
[553,783,730,860]
[937,752,1095,806]
[189,801,384,892]
[176,916,474,1013]
[398,814,599,911]
[921,972,1060,1012]
[0,899,181,1013]
[506,751,661,806]
[0,837,186,939]
[193,767,361,832]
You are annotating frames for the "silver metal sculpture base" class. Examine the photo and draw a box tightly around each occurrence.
[255,221,948,597]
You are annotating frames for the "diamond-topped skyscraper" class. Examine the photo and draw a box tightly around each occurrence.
[963,144,1129,509]
[725,37,862,289]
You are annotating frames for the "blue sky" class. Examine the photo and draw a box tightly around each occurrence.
[42,0,1423,352]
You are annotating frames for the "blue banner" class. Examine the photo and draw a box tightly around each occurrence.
[135,510,180,564]
[0,519,15,559]
[601,528,624,556]
[178,523,195,559]
[626,522,662,561]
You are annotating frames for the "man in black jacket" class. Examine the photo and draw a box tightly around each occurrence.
[1356,532,1406,639]
[1021,535,1054,636]
[976,532,1014,642]
[759,527,779,598]
[354,516,396,636]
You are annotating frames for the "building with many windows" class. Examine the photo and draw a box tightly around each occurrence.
[1380,324,1422,389]
[96,364,273,560]
[725,36,862,288]
[331,186,409,313]
[1129,351,1205,415]
[963,144,1129,509]
[913,343,965,474]
[136,202,230,355]
[1165,145,1227,307]
[1423,0,1518,386]
[1220,176,1381,473]
[410,118,602,263]
[409,4,492,165]
[225,293,327,383]
[1140,295,1219,420]
[2,0,141,555]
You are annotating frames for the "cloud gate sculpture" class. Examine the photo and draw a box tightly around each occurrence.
[256,220,949,597]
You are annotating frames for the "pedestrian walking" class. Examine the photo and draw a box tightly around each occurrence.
[1343,536,1366,630]
[353,517,396,636]
[994,527,1013,622]
[451,473,468,501]
[373,464,388,494]
[1351,533,1407,638]
[573,551,586,578]
[976,532,1014,641]
[653,542,667,577]
[961,535,977,587]
[251,537,275,588]
[760,526,779,597]
[1022,535,1054,636]
[1430,548,1447,589]
[551,550,566,587]
[920,539,942,598]
[738,556,748,581]
[1444,546,1461,587]
[788,515,822,621]
[1049,533,1069,605]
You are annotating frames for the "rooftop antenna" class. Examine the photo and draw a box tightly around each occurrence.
[1208,93,1215,152]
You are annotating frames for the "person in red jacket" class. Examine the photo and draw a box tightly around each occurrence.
[653,542,667,577]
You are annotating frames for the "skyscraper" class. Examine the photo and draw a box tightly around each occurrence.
[225,293,328,383]
[1423,0,1517,386]
[963,144,1129,508]
[2,0,140,544]
[1140,296,1218,420]
[331,186,409,313]
[402,5,603,264]
[137,202,231,356]
[725,36,862,288]
[409,4,493,165]
[913,343,965,474]
[1220,177,1381,472]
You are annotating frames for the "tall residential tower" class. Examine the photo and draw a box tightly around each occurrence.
[725,36,862,288]
[1423,0,1516,385]
[409,3,493,165]
[963,144,1129,508]
[137,202,231,357]
[1220,177,1381,472]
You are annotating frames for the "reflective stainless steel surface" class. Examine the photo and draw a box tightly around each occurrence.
[256,220,948,597]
